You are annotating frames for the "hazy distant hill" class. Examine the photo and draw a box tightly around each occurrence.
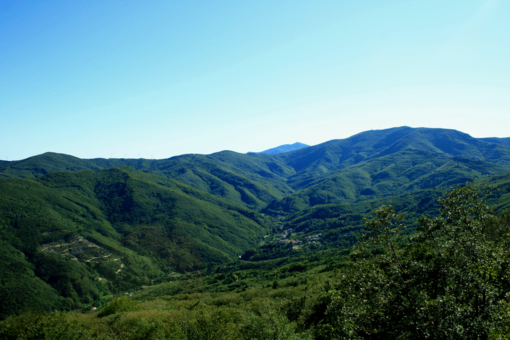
[479,137,510,148]
[255,142,309,155]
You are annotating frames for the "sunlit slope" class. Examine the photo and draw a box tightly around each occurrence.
[0,152,294,210]
[0,168,270,318]
[2,127,509,214]
[120,151,295,209]
[275,127,510,190]
[482,171,510,211]
[0,152,102,179]
[479,137,510,148]
[5,167,269,268]
[265,150,510,213]
[283,172,510,248]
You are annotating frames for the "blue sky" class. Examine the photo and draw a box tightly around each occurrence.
[1,0,509,160]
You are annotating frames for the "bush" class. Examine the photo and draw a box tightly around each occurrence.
[97,296,139,317]
[327,184,510,339]
[0,312,98,340]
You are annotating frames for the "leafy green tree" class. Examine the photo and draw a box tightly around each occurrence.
[241,300,312,340]
[327,183,510,339]
[0,311,98,340]
[97,296,139,318]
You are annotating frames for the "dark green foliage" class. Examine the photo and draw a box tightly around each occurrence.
[2,126,510,331]
[32,252,102,305]
[3,128,510,214]
[0,151,296,210]
[265,150,510,213]
[479,137,510,148]
[326,184,510,339]
[0,168,271,319]
[0,311,91,340]
[97,296,139,317]
[0,242,64,320]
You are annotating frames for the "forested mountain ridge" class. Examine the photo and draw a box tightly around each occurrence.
[0,151,295,210]
[0,168,272,318]
[2,183,510,339]
[0,152,103,179]
[479,137,510,148]
[255,142,309,155]
[2,127,510,198]
[2,126,510,322]
[2,127,510,238]
[273,127,510,187]
[264,149,510,213]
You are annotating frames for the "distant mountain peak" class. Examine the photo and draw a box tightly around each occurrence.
[255,142,310,155]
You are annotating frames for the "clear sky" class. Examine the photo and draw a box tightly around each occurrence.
[1,0,509,161]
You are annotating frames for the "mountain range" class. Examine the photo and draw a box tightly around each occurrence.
[1,126,510,318]
[255,142,309,155]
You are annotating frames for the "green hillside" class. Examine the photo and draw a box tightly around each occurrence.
[273,127,510,188]
[2,183,510,339]
[2,128,510,215]
[119,152,295,209]
[0,153,102,179]
[0,168,271,318]
[286,173,510,242]
[0,152,294,210]
[265,150,510,213]
[479,137,510,148]
[2,126,510,322]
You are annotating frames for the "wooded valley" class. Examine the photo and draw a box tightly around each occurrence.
[2,126,510,339]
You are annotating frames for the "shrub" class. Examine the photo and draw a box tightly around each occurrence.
[97,296,139,318]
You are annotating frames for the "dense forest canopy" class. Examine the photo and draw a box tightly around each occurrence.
[2,127,510,338]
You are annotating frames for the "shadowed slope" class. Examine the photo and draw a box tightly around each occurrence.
[0,168,271,318]
[479,137,510,148]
